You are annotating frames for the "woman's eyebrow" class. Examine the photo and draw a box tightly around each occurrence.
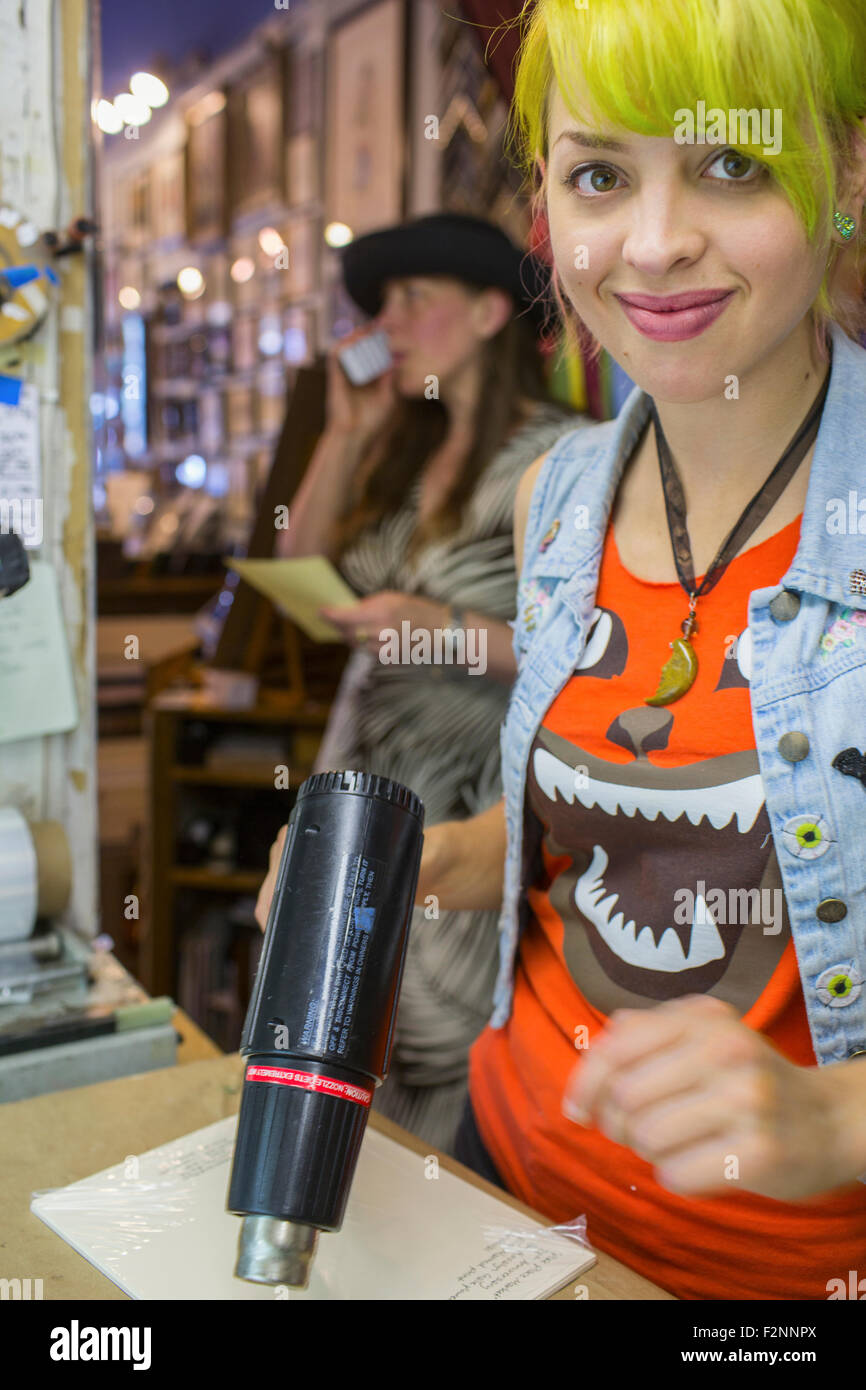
[553,130,629,153]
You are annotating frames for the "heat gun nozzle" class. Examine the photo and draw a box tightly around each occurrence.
[235,1215,319,1289]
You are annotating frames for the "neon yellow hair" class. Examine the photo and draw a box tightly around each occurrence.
[506,0,866,354]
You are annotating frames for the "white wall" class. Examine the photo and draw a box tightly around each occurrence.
[0,0,97,937]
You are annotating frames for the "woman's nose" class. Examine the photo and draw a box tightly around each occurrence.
[376,306,401,342]
[376,290,405,334]
[620,190,707,278]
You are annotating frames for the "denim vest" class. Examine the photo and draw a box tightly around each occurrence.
[493,321,866,1089]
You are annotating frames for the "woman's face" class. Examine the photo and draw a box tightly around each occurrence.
[376,275,503,396]
[545,81,832,401]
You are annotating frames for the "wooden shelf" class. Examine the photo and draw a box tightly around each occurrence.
[99,576,221,596]
[171,764,311,788]
[141,687,337,997]
[170,867,264,891]
[152,689,331,724]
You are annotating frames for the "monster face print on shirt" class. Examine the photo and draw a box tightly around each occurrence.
[523,517,805,1017]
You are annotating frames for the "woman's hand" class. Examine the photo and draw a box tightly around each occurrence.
[562,994,866,1200]
[319,591,447,655]
[256,815,454,933]
[325,325,397,446]
[255,824,287,932]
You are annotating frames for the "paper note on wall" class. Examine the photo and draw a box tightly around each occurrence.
[0,560,78,743]
[0,382,42,547]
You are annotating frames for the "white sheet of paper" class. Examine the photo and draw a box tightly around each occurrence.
[225,556,359,642]
[0,382,42,547]
[0,561,78,743]
[30,1116,595,1300]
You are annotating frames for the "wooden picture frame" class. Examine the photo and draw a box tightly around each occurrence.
[151,150,185,241]
[124,169,151,250]
[185,94,229,243]
[284,218,317,300]
[283,306,316,366]
[286,43,322,208]
[231,312,259,373]
[227,50,286,220]
[325,0,407,236]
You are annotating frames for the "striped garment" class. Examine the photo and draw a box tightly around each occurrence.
[312,400,584,1153]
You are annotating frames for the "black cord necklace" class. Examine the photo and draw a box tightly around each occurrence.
[645,346,833,706]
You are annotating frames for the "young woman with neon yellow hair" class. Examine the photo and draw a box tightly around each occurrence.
[414,0,866,1299]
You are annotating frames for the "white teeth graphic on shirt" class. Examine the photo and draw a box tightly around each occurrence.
[532,747,764,833]
[575,845,726,972]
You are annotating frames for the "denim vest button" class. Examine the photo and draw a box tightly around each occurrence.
[778,731,810,762]
[848,1048,866,1059]
[816,897,848,923]
[769,590,801,622]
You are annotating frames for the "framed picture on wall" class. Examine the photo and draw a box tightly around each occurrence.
[124,169,151,249]
[325,0,406,236]
[283,306,317,366]
[284,219,317,300]
[185,93,229,243]
[286,43,322,207]
[227,50,286,219]
[232,312,259,373]
[288,132,318,209]
[151,150,185,241]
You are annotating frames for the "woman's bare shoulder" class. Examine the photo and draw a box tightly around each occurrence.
[513,450,552,571]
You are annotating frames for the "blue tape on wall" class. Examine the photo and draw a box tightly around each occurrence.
[0,264,39,288]
[0,374,23,406]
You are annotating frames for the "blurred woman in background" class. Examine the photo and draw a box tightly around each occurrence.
[258,212,583,1153]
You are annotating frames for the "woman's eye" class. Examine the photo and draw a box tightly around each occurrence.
[704,149,766,186]
[563,163,625,196]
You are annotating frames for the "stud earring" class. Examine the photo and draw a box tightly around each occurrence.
[833,210,857,240]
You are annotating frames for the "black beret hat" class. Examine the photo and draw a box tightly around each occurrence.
[340,212,550,332]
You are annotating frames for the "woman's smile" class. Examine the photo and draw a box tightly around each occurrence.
[614,288,736,341]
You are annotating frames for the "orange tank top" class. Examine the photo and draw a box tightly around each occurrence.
[469,511,866,1299]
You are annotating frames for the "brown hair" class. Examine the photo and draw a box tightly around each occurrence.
[330,291,567,564]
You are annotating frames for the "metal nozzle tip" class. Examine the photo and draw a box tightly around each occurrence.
[235,1215,319,1288]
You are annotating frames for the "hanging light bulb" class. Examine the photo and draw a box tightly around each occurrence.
[130,72,169,108]
[230,257,256,284]
[177,266,205,298]
[95,100,124,135]
[324,222,353,248]
[258,227,286,258]
[113,93,152,127]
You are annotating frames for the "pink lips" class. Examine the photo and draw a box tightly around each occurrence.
[615,289,735,341]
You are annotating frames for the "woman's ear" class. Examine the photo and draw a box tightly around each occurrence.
[838,119,866,222]
[475,287,515,340]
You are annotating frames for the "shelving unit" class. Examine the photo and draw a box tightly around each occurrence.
[141,689,331,1032]
[96,21,340,554]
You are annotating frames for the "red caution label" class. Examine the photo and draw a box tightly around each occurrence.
[246,1064,373,1106]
